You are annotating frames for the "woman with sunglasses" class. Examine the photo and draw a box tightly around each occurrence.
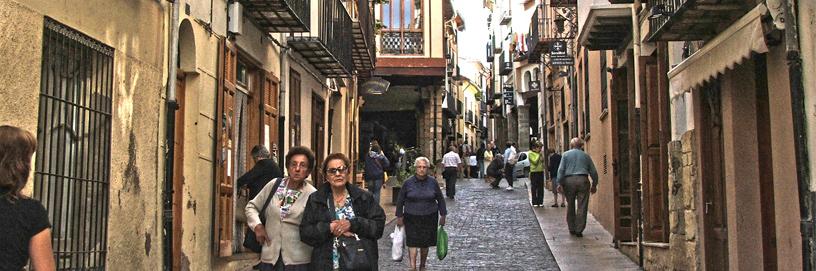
[300,153,386,270]
[396,157,447,271]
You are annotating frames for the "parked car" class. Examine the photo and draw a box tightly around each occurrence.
[513,151,530,178]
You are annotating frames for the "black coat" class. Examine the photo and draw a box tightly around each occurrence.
[300,183,386,270]
[237,159,284,200]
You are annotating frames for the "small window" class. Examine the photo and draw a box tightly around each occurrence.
[236,59,249,89]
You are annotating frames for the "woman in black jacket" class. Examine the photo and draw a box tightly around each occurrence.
[301,153,386,270]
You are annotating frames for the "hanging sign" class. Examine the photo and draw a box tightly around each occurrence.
[549,40,574,66]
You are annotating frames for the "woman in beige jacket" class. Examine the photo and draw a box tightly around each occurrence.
[246,146,318,271]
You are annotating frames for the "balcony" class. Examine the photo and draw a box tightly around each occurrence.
[288,0,353,77]
[500,10,512,25]
[578,4,633,50]
[647,0,750,41]
[240,0,310,32]
[486,42,494,62]
[499,53,512,75]
[345,0,375,75]
[465,111,474,125]
[381,30,423,55]
[527,5,543,63]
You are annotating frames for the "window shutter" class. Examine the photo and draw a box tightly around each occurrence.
[262,72,280,152]
[215,40,238,257]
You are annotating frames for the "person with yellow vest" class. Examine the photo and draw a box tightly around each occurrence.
[528,141,546,207]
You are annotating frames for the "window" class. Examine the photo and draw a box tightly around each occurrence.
[236,58,249,89]
[34,18,113,270]
[289,69,302,147]
[380,0,423,54]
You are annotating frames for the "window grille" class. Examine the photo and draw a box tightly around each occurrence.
[33,18,114,270]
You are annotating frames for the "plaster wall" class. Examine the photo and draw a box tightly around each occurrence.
[584,50,616,236]
[0,0,169,269]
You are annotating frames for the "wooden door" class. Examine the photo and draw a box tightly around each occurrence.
[755,55,777,270]
[696,80,728,270]
[612,68,633,241]
[172,76,185,270]
[642,52,669,242]
[289,70,302,147]
[262,72,280,156]
[312,96,326,185]
[215,40,238,256]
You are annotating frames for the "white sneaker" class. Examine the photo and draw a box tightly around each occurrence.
[506,186,514,191]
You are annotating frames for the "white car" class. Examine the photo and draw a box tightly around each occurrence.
[513,151,530,178]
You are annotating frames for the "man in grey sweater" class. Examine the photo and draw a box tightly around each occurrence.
[556,137,599,237]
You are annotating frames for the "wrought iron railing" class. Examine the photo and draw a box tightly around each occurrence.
[499,52,512,75]
[648,0,685,40]
[357,0,375,62]
[240,0,311,32]
[290,0,353,73]
[381,30,424,55]
[35,18,113,270]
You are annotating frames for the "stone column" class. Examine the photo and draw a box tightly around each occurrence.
[507,110,518,146]
[517,104,530,150]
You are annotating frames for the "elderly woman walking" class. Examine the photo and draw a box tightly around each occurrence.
[300,153,386,270]
[246,146,318,270]
[396,157,448,271]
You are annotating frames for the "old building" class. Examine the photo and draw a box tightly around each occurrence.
[0,0,372,270]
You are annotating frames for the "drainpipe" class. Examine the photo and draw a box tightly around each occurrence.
[628,0,646,268]
[162,0,180,270]
[785,0,815,269]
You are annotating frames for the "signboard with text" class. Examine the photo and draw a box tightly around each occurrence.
[503,86,514,106]
[548,40,574,66]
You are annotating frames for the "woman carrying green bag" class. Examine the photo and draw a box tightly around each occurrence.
[396,157,448,271]
[436,226,448,260]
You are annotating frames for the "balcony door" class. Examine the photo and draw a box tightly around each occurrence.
[380,0,423,54]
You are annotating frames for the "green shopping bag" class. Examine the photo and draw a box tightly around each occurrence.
[436,225,448,260]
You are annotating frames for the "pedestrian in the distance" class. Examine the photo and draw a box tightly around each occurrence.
[467,153,478,179]
[0,126,55,271]
[502,141,518,191]
[300,153,386,271]
[364,143,390,205]
[441,146,462,199]
[461,139,471,178]
[487,154,504,188]
[481,143,492,178]
[547,148,564,207]
[528,142,545,207]
[245,146,318,270]
[238,145,284,201]
[557,138,599,237]
[396,157,447,271]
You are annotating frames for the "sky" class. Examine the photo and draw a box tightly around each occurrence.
[452,0,535,81]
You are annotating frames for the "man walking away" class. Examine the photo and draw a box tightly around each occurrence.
[442,146,462,199]
[365,144,390,205]
[556,138,599,237]
[502,141,518,191]
[475,143,486,178]
[237,145,284,200]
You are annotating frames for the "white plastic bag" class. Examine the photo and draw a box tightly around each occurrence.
[390,225,405,261]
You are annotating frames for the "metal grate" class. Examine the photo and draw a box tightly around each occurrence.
[33,18,113,270]
[381,30,423,55]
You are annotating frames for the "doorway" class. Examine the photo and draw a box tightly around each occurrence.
[611,67,633,241]
[312,96,325,184]
[172,76,185,270]
[695,80,728,271]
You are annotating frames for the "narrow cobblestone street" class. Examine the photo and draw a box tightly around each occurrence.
[377,178,560,270]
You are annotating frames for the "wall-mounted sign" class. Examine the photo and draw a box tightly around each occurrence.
[528,80,541,93]
[503,86,514,106]
[548,40,574,66]
[361,77,390,95]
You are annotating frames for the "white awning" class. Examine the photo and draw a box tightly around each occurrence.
[668,4,769,97]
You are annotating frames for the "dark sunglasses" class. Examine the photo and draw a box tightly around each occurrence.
[326,166,348,175]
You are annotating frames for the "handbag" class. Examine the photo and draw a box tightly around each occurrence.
[243,177,284,253]
[328,196,372,271]
[436,225,448,260]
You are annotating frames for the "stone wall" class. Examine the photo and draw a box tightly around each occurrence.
[666,130,700,271]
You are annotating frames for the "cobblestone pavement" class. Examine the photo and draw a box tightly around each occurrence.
[377,178,560,271]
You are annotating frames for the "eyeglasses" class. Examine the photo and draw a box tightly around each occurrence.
[326,166,348,175]
[289,162,309,170]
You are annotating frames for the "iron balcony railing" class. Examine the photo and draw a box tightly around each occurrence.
[527,4,543,63]
[381,29,423,55]
[499,52,512,75]
[241,0,310,32]
[466,111,473,124]
[288,0,353,77]
[647,0,748,41]
[346,0,375,71]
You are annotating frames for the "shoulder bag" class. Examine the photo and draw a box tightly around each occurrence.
[328,194,372,271]
[243,177,284,253]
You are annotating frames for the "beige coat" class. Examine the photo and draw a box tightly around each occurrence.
[245,178,317,265]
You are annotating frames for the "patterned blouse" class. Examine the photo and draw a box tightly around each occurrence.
[275,178,303,219]
[332,192,355,270]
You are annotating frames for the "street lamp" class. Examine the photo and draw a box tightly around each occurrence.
[554,16,566,33]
